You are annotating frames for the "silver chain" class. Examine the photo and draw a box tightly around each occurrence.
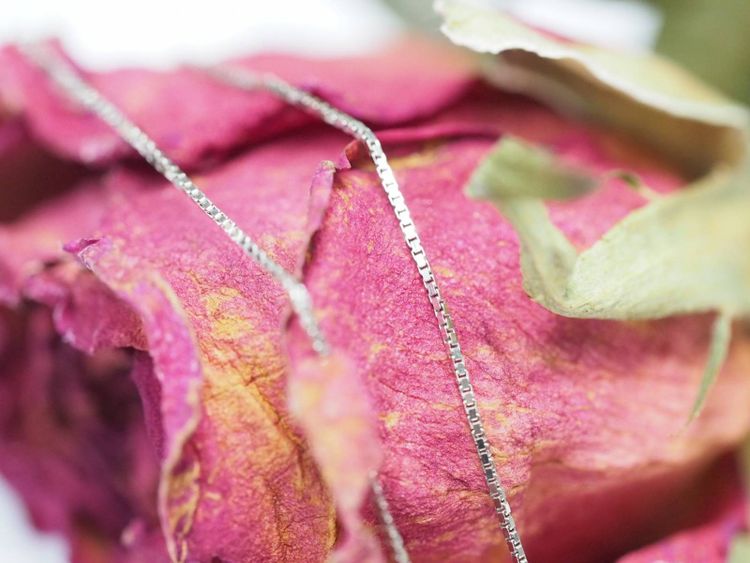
[208,67,527,561]
[20,44,410,563]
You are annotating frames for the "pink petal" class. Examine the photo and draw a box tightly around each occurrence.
[1,38,474,168]
[287,95,750,561]
[617,454,746,563]
[287,352,386,563]
[54,130,352,560]
[0,305,162,560]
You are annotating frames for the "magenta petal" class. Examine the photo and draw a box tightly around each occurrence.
[288,352,386,563]
[617,455,746,563]
[0,305,162,561]
[1,39,474,168]
[53,129,354,560]
[288,94,750,561]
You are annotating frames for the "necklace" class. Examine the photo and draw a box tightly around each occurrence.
[22,44,527,563]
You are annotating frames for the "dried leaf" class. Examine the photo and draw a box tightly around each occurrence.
[730,534,750,563]
[648,0,750,104]
[468,136,750,320]
[468,135,750,417]
[436,0,749,176]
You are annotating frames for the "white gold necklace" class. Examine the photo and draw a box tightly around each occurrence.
[22,44,527,563]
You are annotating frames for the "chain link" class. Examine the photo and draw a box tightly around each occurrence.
[20,44,410,563]
[209,66,528,562]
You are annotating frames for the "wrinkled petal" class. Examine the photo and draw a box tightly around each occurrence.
[0,304,163,562]
[0,39,480,561]
[60,135,349,561]
[0,119,95,304]
[1,38,475,168]
[617,455,746,563]
[288,102,750,561]
[287,352,385,563]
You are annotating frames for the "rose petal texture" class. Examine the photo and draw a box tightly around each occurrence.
[0,304,163,562]
[0,39,474,167]
[290,109,750,561]
[616,454,747,562]
[287,352,386,562]
[1,38,750,563]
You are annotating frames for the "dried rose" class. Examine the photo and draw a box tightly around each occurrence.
[0,19,749,563]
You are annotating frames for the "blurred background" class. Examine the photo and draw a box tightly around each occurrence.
[1,0,747,560]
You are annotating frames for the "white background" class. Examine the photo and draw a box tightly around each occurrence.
[0,0,658,561]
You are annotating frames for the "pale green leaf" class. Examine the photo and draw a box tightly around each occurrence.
[730,534,750,563]
[436,0,749,176]
[689,312,732,421]
[467,137,750,320]
[648,0,750,105]
[467,137,750,418]
[468,135,597,200]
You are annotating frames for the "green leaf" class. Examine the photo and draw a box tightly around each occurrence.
[436,0,748,177]
[468,135,597,200]
[468,137,750,320]
[648,0,750,105]
[467,136,750,418]
[689,312,732,421]
[729,534,750,563]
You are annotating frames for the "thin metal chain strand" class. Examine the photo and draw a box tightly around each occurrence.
[21,45,410,563]
[20,45,328,355]
[212,67,528,562]
[370,471,409,563]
